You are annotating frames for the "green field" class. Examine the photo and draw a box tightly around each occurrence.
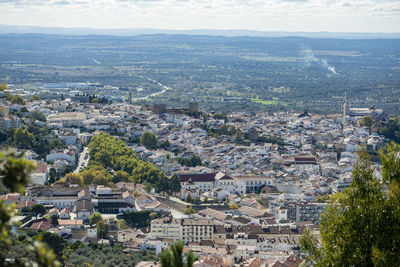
[249,98,287,106]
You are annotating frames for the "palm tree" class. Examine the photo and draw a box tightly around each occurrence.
[159,241,195,267]
[159,250,172,267]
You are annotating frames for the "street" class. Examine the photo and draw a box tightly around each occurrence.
[74,146,89,173]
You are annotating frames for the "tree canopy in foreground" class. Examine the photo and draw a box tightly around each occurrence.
[159,240,196,267]
[301,142,400,266]
[0,150,60,266]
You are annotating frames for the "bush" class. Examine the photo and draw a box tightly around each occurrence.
[183,206,195,215]
[140,131,157,149]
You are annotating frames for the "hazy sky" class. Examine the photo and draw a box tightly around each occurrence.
[0,0,399,32]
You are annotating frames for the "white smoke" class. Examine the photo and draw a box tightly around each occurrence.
[303,49,337,75]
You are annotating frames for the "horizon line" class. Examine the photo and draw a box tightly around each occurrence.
[1,24,400,35]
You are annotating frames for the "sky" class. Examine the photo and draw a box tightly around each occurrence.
[0,0,399,33]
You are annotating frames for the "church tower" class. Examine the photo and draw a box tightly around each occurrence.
[342,92,349,127]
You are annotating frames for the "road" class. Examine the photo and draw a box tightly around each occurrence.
[74,147,89,173]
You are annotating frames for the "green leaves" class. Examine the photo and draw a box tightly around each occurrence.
[159,249,172,267]
[31,204,46,216]
[183,206,195,215]
[8,94,26,105]
[0,150,35,193]
[86,133,177,193]
[62,243,156,266]
[96,220,109,239]
[121,211,153,228]
[0,150,60,266]
[379,142,400,184]
[37,232,67,258]
[140,131,157,150]
[159,241,195,267]
[90,212,102,226]
[300,228,321,265]
[301,145,400,266]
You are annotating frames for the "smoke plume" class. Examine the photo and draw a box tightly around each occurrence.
[302,49,337,75]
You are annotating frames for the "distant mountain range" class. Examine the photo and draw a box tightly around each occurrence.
[1,24,399,39]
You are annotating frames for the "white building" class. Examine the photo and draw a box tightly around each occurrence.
[60,132,78,146]
[233,176,274,193]
[294,155,319,173]
[215,172,245,195]
[30,161,48,185]
[46,149,76,165]
[47,112,87,127]
[176,173,216,193]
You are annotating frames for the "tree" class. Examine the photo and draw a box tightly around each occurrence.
[37,232,66,258]
[29,95,40,101]
[49,168,57,184]
[65,172,84,186]
[170,175,181,194]
[90,212,102,226]
[31,204,46,216]
[183,206,195,215]
[121,210,153,228]
[8,94,26,105]
[31,111,46,122]
[61,242,157,266]
[359,115,374,134]
[0,150,60,266]
[158,241,195,267]
[51,215,59,227]
[179,155,202,167]
[140,131,157,149]
[87,133,168,192]
[14,127,34,149]
[160,140,170,149]
[300,228,321,264]
[0,150,35,193]
[0,83,6,91]
[301,145,400,266]
[145,183,153,193]
[94,150,113,168]
[113,170,130,183]
[229,203,238,209]
[379,141,400,184]
[96,220,109,239]
[116,219,128,230]
[377,116,400,143]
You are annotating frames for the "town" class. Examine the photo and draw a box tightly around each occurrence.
[0,85,394,266]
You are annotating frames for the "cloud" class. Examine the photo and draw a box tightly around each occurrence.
[0,0,399,32]
[53,0,88,4]
[281,0,309,2]
[54,0,73,4]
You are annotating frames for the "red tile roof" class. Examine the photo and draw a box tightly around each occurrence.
[33,161,48,174]
[18,201,35,209]
[177,173,217,182]
[30,219,51,230]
